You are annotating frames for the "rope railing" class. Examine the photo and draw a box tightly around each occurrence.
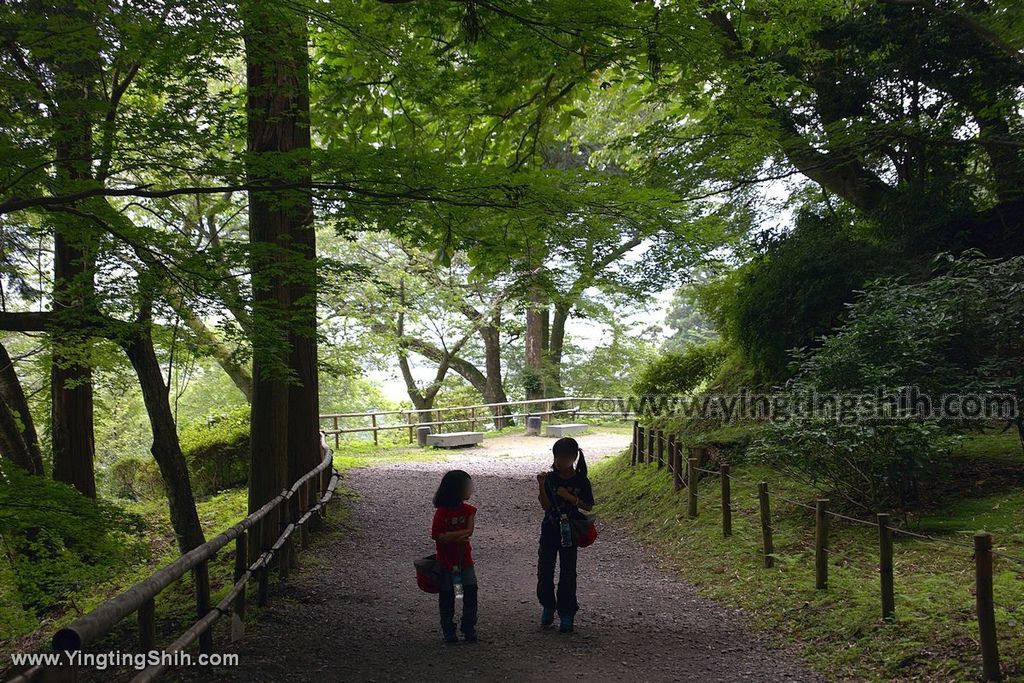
[694,467,1024,554]
[7,433,341,683]
[629,421,1020,682]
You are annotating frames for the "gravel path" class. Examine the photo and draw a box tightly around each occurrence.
[183,432,812,682]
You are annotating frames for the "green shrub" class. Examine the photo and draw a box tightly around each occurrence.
[748,418,952,512]
[0,465,146,614]
[632,340,728,398]
[179,406,250,496]
[739,253,1024,512]
[107,456,164,501]
[795,253,1024,390]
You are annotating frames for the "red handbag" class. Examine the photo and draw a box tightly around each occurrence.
[572,515,598,548]
[414,554,441,593]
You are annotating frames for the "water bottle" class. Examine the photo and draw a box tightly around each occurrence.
[452,566,464,600]
[559,513,573,548]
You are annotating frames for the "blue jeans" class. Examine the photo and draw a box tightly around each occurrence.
[439,565,478,634]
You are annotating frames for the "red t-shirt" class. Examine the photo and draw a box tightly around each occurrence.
[431,502,476,570]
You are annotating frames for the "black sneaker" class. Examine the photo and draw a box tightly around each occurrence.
[442,629,458,643]
[559,614,574,633]
[541,607,555,626]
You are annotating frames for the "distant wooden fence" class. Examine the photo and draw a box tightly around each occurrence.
[7,434,340,683]
[320,396,633,446]
[631,422,1022,682]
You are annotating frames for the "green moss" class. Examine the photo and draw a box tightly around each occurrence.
[592,451,1024,682]
[953,427,1023,463]
[179,407,250,496]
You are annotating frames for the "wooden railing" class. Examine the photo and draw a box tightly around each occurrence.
[7,435,340,683]
[319,396,633,446]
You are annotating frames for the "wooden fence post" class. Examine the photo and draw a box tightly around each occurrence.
[974,532,1002,681]
[308,478,321,532]
[299,481,310,549]
[371,413,378,446]
[636,425,645,463]
[815,499,829,590]
[232,530,247,641]
[656,431,664,469]
[758,482,774,568]
[631,422,639,466]
[720,464,732,537]
[667,434,676,473]
[646,428,654,465]
[289,492,300,572]
[194,559,212,654]
[687,458,698,517]
[673,441,684,491]
[278,501,291,581]
[407,411,414,443]
[332,415,339,448]
[138,597,155,652]
[320,467,330,517]
[877,513,895,621]
[254,516,269,607]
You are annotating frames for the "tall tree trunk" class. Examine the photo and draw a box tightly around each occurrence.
[525,286,545,401]
[547,301,571,398]
[122,324,205,553]
[243,1,317,558]
[479,317,512,427]
[0,341,43,475]
[285,95,319,492]
[50,242,97,498]
[49,15,98,498]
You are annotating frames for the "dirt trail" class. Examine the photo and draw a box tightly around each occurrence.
[178,431,812,682]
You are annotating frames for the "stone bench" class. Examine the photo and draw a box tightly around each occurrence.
[426,431,484,448]
[545,423,588,437]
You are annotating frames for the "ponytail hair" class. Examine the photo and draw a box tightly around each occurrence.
[552,437,587,477]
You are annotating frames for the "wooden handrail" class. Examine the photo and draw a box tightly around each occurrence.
[400,395,577,415]
[319,409,407,419]
[51,491,285,651]
[323,408,584,434]
[318,396,634,445]
[130,471,342,683]
[24,433,340,683]
[320,396,590,420]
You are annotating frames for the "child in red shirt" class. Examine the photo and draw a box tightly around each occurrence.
[431,469,477,642]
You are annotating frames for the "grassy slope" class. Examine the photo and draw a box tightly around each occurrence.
[591,431,1024,682]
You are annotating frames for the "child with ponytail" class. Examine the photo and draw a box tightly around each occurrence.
[535,437,594,633]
